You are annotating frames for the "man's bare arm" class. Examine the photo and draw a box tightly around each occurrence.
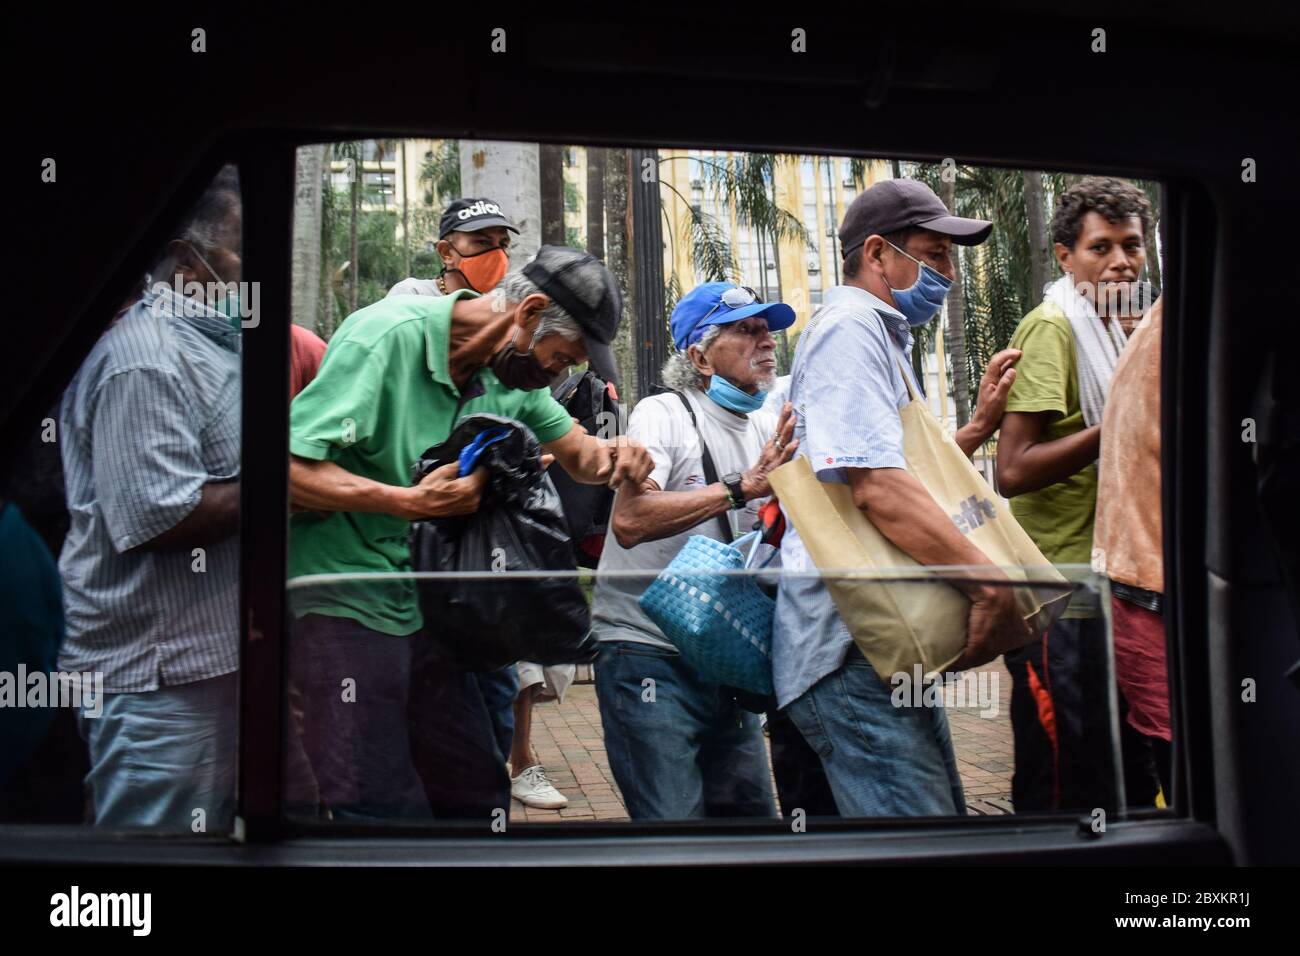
[608,403,797,548]
[995,411,1100,498]
[543,422,654,489]
[289,456,486,521]
[127,481,239,552]
[848,466,1029,668]
[610,480,732,549]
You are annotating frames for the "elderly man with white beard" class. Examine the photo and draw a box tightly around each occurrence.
[588,282,833,820]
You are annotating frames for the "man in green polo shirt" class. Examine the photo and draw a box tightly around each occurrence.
[996,177,1154,813]
[286,246,652,822]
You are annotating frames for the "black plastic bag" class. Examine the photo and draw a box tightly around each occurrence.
[409,414,596,672]
[548,369,620,568]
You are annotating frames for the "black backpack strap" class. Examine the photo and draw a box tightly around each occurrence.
[672,390,734,543]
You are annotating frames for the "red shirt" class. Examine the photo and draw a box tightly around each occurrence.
[289,324,328,399]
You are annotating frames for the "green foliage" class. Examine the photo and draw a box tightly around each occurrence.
[683,206,736,282]
[663,271,683,316]
[419,140,461,206]
[564,179,581,214]
[701,153,812,249]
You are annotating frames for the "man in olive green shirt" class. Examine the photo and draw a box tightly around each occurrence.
[286,246,652,822]
[996,177,1154,813]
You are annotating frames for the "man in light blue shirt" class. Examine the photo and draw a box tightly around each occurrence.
[774,179,1028,817]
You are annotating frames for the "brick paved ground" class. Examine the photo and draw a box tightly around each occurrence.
[511,659,1016,822]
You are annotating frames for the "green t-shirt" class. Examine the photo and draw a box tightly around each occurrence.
[288,290,574,636]
[1004,302,1098,570]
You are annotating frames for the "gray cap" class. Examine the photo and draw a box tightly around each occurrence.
[839,179,993,257]
[522,245,623,382]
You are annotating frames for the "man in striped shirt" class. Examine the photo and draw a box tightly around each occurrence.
[57,167,243,831]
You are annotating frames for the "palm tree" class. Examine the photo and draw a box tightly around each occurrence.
[292,144,324,331]
[939,175,972,426]
[586,147,606,259]
[460,141,541,264]
[1023,170,1052,302]
[419,140,461,203]
[539,144,566,245]
[655,152,814,363]
[605,148,637,396]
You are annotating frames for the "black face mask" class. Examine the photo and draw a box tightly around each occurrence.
[490,341,555,390]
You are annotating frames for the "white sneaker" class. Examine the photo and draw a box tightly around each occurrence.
[511,764,569,809]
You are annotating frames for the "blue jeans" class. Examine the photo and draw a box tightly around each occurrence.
[595,640,776,820]
[785,648,965,817]
[78,673,237,831]
[475,665,519,764]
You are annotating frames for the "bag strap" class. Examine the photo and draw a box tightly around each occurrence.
[672,390,734,543]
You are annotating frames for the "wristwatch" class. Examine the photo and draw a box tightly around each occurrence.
[721,472,747,510]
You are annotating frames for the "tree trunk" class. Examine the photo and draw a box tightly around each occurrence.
[1143,183,1162,292]
[401,140,411,277]
[321,143,334,338]
[1023,170,1052,301]
[586,147,606,259]
[631,147,667,400]
[539,144,566,246]
[291,145,323,330]
[459,140,542,266]
[348,143,360,315]
[605,148,636,398]
[940,177,971,426]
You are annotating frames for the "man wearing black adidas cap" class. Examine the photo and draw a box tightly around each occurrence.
[389,197,519,297]
[772,178,1029,818]
[288,245,651,821]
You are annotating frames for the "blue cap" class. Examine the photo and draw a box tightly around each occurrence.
[669,282,797,351]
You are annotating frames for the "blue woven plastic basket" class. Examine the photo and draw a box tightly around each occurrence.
[638,532,775,696]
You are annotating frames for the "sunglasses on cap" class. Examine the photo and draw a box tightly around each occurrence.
[699,285,763,324]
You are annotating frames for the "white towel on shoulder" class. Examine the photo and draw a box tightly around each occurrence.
[1045,275,1129,428]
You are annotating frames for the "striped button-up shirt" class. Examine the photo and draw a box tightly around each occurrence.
[772,284,920,708]
[57,288,241,693]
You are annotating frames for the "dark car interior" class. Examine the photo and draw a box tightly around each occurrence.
[5,6,1297,879]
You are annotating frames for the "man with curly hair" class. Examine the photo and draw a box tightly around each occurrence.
[996,176,1157,813]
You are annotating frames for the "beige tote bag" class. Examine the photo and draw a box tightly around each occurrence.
[769,353,1070,681]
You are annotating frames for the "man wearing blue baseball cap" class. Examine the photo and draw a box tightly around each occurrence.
[588,281,814,820]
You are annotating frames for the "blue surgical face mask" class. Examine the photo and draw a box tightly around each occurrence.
[886,241,953,328]
[706,373,767,414]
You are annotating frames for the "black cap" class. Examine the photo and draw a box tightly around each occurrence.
[438,197,520,239]
[522,246,622,381]
[839,179,993,258]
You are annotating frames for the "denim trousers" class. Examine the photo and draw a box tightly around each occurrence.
[78,672,238,831]
[595,640,776,820]
[784,648,965,817]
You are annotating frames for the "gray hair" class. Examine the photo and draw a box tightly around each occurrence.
[496,270,584,342]
[661,324,723,392]
[179,165,241,253]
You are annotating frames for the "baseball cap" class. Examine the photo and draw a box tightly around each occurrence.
[438,197,520,239]
[839,179,992,258]
[670,282,796,351]
[522,246,623,380]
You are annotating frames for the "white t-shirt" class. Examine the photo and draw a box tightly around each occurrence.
[590,388,775,649]
[387,277,444,297]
